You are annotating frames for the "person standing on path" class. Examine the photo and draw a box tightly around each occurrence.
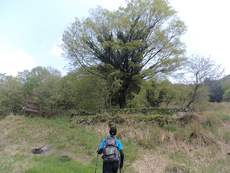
[97,127,124,173]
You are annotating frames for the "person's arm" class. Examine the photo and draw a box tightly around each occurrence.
[117,139,124,170]
[97,139,105,154]
[119,150,124,167]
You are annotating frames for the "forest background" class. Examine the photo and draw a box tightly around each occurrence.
[0,0,230,119]
[0,56,229,119]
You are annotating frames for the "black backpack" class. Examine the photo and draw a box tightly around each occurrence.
[103,137,119,162]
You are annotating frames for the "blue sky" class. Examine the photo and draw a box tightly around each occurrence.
[0,0,230,77]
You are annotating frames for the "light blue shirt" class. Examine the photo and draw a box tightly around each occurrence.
[100,137,123,151]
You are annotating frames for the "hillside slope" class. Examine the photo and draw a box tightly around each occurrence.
[1,102,230,173]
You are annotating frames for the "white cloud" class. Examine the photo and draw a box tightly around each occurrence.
[50,41,64,57]
[0,47,37,76]
[50,45,64,56]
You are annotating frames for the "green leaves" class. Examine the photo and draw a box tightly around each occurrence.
[62,0,187,108]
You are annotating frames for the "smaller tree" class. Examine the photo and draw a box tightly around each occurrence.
[185,55,224,108]
[223,89,230,101]
[162,80,177,107]
[145,80,167,107]
[205,79,224,102]
[0,73,24,115]
[172,84,191,107]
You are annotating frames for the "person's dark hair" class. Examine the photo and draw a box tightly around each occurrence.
[109,127,117,136]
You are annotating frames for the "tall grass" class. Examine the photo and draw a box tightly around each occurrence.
[1,102,230,172]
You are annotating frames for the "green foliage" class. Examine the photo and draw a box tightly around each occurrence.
[146,80,167,107]
[205,79,224,102]
[0,67,67,117]
[59,68,103,111]
[219,114,230,121]
[27,68,62,117]
[62,0,187,108]
[23,76,41,96]
[121,137,140,162]
[164,124,176,131]
[171,83,190,107]
[200,74,230,103]
[221,75,230,90]
[223,88,230,101]
[0,73,24,115]
[204,116,217,128]
[130,79,178,108]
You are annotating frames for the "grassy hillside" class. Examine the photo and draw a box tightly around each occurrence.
[1,102,230,173]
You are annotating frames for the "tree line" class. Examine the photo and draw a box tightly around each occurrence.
[0,0,227,118]
[0,61,227,118]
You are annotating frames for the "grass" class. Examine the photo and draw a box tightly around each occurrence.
[0,103,230,172]
[24,155,98,173]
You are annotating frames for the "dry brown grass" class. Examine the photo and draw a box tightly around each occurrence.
[86,123,109,137]
[0,115,52,156]
[84,109,230,172]
[1,103,230,172]
[131,151,168,173]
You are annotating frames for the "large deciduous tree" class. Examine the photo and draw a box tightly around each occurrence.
[62,0,187,108]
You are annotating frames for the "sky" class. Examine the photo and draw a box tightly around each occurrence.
[0,0,230,77]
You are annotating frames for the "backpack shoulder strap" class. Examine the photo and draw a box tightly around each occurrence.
[114,137,118,147]
[103,137,110,148]
[105,137,110,142]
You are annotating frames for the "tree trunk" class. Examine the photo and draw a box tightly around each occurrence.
[186,99,194,108]
[119,95,127,109]
[104,95,108,109]
[166,97,173,108]
[109,95,112,109]
[186,84,200,108]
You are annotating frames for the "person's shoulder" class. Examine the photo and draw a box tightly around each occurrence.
[116,138,122,144]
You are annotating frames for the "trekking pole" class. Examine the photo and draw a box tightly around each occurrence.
[95,152,99,173]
